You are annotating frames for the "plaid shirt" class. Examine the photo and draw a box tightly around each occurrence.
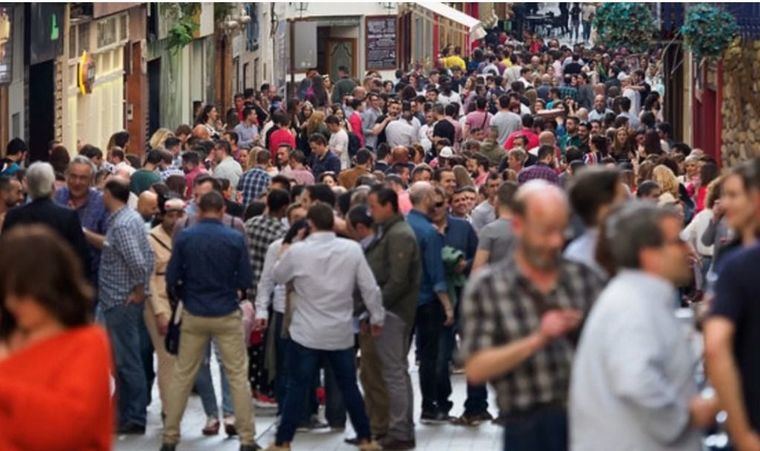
[558,86,578,101]
[98,206,154,310]
[237,167,271,207]
[517,163,560,186]
[460,254,604,415]
[245,214,287,299]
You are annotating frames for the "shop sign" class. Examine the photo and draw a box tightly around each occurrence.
[78,51,96,95]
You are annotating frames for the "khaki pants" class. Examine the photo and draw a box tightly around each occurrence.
[359,327,389,437]
[163,310,254,445]
[144,301,174,410]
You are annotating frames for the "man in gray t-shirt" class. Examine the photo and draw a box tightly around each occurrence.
[471,182,519,272]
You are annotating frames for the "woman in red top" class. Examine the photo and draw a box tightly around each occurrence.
[0,226,113,451]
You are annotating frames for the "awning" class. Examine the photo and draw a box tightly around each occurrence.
[414,2,486,41]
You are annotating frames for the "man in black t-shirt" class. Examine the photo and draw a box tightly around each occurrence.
[372,99,401,146]
[431,104,455,146]
[705,158,760,451]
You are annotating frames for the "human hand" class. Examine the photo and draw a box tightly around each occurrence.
[156,313,170,336]
[254,318,268,331]
[443,307,455,326]
[455,259,467,274]
[538,309,582,342]
[370,324,383,337]
[689,395,718,429]
[127,287,146,304]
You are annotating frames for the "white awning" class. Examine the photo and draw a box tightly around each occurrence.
[414,2,486,40]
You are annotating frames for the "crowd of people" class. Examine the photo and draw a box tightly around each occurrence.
[0,15,759,451]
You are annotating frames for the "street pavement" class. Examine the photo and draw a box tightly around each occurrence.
[116,356,504,451]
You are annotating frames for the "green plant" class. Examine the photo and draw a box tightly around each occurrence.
[681,4,738,60]
[166,3,201,54]
[593,3,657,53]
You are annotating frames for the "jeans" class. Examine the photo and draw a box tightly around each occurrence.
[435,324,455,414]
[502,406,567,451]
[582,20,592,41]
[194,343,233,417]
[571,21,580,41]
[276,341,371,444]
[415,301,444,413]
[273,312,317,423]
[104,303,149,427]
[324,358,347,427]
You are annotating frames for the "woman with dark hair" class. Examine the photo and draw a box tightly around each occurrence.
[195,104,221,139]
[643,129,663,157]
[0,226,112,449]
[400,84,418,103]
[306,74,329,109]
[49,144,71,175]
[695,161,720,213]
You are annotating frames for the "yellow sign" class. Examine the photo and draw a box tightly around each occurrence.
[77,51,95,95]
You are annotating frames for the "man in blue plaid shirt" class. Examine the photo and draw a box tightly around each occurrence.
[237,149,271,207]
[99,178,155,435]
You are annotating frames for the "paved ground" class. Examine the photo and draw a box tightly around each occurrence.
[116,359,503,451]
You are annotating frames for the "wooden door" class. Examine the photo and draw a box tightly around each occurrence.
[326,38,357,81]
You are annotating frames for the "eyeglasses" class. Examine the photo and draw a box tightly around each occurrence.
[434,201,446,208]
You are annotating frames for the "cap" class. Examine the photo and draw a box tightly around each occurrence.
[439,146,454,159]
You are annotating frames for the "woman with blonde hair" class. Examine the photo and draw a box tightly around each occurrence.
[149,128,175,150]
[653,164,680,198]
[452,165,475,189]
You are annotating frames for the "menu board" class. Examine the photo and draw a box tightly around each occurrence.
[365,16,396,70]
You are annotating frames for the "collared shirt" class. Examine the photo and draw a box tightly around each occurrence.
[385,119,417,148]
[441,215,478,268]
[53,188,109,282]
[310,151,342,181]
[362,107,381,149]
[98,206,154,310]
[564,228,608,279]
[570,270,700,450]
[167,219,252,317]
[255,238,287,319]
[245,213,288,299]
[460,254,604,415]
[273,232,384,350]
[406,209,447,306]
[213,156,243,192]
[517,163,560,186]
[237,167,271,207]
[234,121,259,149]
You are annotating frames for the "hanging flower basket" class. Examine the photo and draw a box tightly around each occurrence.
[681,4,739,60]
[592,3,656,53]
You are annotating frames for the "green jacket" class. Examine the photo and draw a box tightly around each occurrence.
[365,214,421,328]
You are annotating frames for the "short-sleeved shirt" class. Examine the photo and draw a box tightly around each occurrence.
[432,119,456,145]
[711,244,760,430]
[465,111,493,132]
[477,218,515,264]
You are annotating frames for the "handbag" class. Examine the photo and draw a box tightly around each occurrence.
[165,300,183,355]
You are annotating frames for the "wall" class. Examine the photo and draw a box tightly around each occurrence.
[721,39,760,167]
[6,5,25,141]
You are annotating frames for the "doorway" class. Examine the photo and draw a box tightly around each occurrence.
[325,38,357,82]
[28,60,54,163]
[147,58,160,138]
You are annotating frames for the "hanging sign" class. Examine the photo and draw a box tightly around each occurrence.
[78,51,96,95]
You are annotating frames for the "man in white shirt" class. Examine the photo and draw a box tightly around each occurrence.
[268,203,384,450]
[211,140,243,196]
[385,108,418,148]
[326,114,350,170]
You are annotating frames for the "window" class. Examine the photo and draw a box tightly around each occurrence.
[246,4,259,51]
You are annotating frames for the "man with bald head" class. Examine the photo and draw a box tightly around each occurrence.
[137,190,159,227]
[406,181,455,424]
[461,180,604,451]
[588,94,613,122]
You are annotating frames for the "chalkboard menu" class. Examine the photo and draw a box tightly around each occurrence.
[365,16,396,70]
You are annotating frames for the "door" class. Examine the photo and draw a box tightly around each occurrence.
[28,61,54,163]
[147,58,161,138]
[326,38,356,82]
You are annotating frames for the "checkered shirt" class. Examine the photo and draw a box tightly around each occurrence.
[237,167,271,207]
[245,214,287,299]
[460,254,604,415]
[98,206,154,310]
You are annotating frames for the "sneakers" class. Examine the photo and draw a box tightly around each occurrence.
[450,411,494,426]
[296,415,328,432]
[117,423,146,435]
[253,393,278,409]
[202,417,220,436]
[239,444,263,451]
[224,415,237,436]
[420,410,450,424]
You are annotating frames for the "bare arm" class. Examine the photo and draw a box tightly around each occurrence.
[465,332,546,384]
[471,249,491,274]
[704,318,759,446]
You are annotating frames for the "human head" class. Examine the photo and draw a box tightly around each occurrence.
[137,190,159,222]
[160,198,186,232]
[64,155,96,200]
[605,202,691,285]
[198,191,226,219]
[434,168,456,197]
[102,178,131,212]
[307,202,335,232]
[636,180,662,200]
[0,176,23,210]
[450,187,471,218]
[368,186,398,223]
[347,204,374,241]
[309,133,328,156]
[25,162,56,200]
[569,167,626,227]
[0,226,93,338]
[512,180,570,271]
[721,161,759,235]
[302,183,336,210]
[409,181,438,216]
